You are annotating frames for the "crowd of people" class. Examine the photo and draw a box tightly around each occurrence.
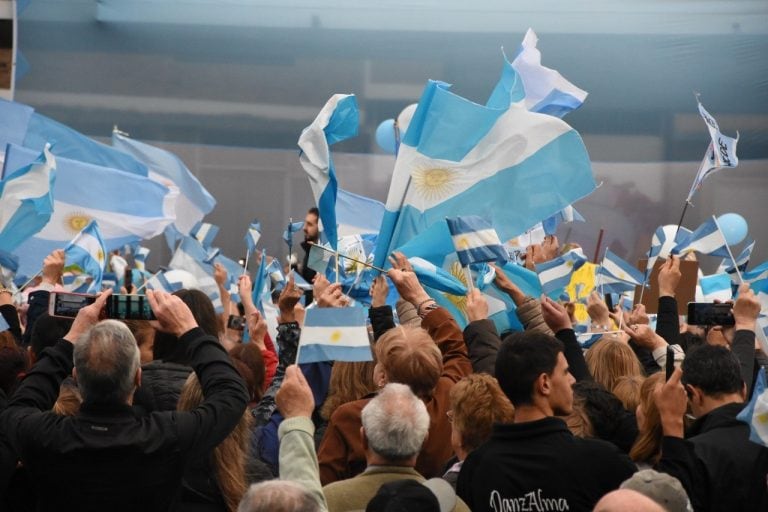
[0,206,766,512]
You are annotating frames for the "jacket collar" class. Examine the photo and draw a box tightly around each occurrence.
[79,401,138,420]
[687,401,746,437]
[492,416,570,440]
[362,466,422,477]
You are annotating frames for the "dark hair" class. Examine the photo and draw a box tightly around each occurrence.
[153,289,220,360]
[572,380,638,454]
[229,343,266,403]
[307,207,319,217]
[30,313,73,360]
[682,345,742,397]
[495,332,563,406]
[0,337,28,396]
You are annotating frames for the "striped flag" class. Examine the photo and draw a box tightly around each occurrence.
[535,248,588,295]
[717,238,754,275]
[146,271,183,293]
[244,221,261,252]
[409,256,468,296]
[672,217,729,258]
[190,221,219,249]
[297,307,372,364]
[133,246,150,272]
[647,225,692,273]
[446,216,508,267]
[64,220,107,293]
[697,273,733,302]
[597,249,644,293]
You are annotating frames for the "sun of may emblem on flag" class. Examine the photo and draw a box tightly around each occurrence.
[329,330,343,343]
[445,261,468,314]
[412,166,455,201]
[65,212,92,234]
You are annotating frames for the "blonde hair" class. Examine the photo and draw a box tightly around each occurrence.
[320,359,377,420]
[375,326,442,399]
[450,374,514,452]
[178,373,252,512]
[585,339,643,393]
[565,394,594,438]
[629,373,665,465]
[613,374,645,412]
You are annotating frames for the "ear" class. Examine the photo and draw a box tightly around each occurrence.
[134,367,142,388]
[685,384,701,405]
[72,367,77,383]
[360,427,368,451]
[537,372,552,398]
[740,382,747,401]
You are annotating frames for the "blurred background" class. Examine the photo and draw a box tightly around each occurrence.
[9,0,768,270]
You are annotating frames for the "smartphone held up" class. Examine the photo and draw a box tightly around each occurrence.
[49,292,156,321]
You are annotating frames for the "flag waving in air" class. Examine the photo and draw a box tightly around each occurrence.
[297,307,372,364]
[446,215,508,267]
[596,249,645,294]
[64,220,107,293]
[298,94,359,250]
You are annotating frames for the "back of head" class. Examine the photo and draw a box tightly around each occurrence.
[375,326,442,399]
[238,480,318,512]
[682,344,742,397]
[594,489,666,512]
[612,375,645,413]
[320,359,377,421]
[495,331,563,406]
[229,343,266,403]
[153,289,219,360]
[361,383,430,462]
[0,337,28,396]
[621,469,692,512]
[73,320,140,404]
[572,380,638,453]
[450,373,515,453]
[585,339,643,394]
[366,479,440,512]
[30,313,73,360]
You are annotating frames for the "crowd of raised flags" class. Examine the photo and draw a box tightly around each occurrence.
[1,27,768,444]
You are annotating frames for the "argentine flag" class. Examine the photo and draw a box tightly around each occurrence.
[283,221,305,247]
[297,307,372,364]
[112,132,216,236]
[446,215,508,267]
[673,217,730,258]
[511,28,588,118]
[244,221,261,252]
[64,220,106,293]
[134,246,150,272]
[6,144,178,278]
[0,99,147,176]
[717,238,754,276]
[337,189,384,238]
[146,271,183,293]
[190,221,219,249]
[697,273,733,302]
[373,54,595,268]
[596,249,644,294]
[542,205,585,236]
[536,248,588,295]
[0,144,56,252]
[409,256,468,296]
[298,94,359,250]
[646,224,692,273]
[736,368,768,447]
[168,236,223,313]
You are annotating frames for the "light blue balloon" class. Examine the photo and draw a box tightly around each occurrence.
[375,119,397,154]
[717,213,748,246]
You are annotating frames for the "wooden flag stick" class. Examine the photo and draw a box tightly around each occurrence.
[310,243,387,273]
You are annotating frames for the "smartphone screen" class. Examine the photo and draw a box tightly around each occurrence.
[686,302,735,326]
[49,292,97,318]
[105,295,156,321]
[665,346,675,381]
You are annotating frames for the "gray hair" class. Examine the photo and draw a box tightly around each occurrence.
[73,320,140,404]
[361,382,430,461]
[237,480,318,512]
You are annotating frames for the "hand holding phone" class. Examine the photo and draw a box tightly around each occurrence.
[687,302,734,326]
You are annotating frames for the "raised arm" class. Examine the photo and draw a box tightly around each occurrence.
[540,295,591,382]
[731,283,760,398]
[655,255,682,346]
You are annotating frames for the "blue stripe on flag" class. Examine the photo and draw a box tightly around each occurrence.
[303,306,366,328]
[297,344,372,365]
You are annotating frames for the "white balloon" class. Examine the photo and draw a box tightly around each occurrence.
[396,103,418,139]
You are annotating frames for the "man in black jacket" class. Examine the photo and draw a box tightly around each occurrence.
[457,330,636,512]
[655,284,767,512]
[0,289,248,511]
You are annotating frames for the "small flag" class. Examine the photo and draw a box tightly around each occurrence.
[110,253,128,278]
[244,221,262,252]
[297,307,372,364]
[168,236,223,313]
[252,249,269,312]
[146,271,183,293]
[597,249,645,293]
[307,243,333,274]
[203,247,221,265]
[744,261,768,284]
[535,248,588,295]
[133,246,150,271]
[672,217,730,258]
[0,144,56,252]
[542,205,585,236]
[736,368,768,447]
[446,216,508,267]
[686,98,739,202]
[646,225,691,273]
[697,273,733,302]
[190,221,219,249]
[291,270,313,291]
[576,332,604,348]
[717,238,754,275]
[64,220,107,293]
[283,221,305,247]
[266,258,286,288]
[409,257,468,296]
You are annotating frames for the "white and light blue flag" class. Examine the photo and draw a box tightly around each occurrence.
[409,256,468,296]
[211,253,245,303]
[686,98,739,202]
[646,224,692,273]
[190,221,219,249]
[168,236,223,313]
[112,132,216,236]
[0,100,148,176]
[511,28,588,118]
[0,144,56,252]
[536,248,588,295]
[745,262,768,285]
[307,243,333,275]
[251,249,269,312]
[64,220,106,293]
[446,215,508,267]
[373,53,595,269]
[133,246,150,272]
[736,368,768,447]
[0,314,9,333]
[596,249,644,294]
[298,94,359,251]
[697,273,733,302]
[297,307,372,364]
[244,221,262,252]
[542,205,585,236]
[717,238,754,275]
[6,144,178,278]
[337,189,385,238]
[146,271,184,293]
[283,221,305,247]
[673,217,730,258]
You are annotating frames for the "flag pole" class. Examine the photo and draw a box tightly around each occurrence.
[242,249,250,276]
[310,243,387,273]
[288,218,293,268]
[593,228,604,264]
[18,270,43,291]
[134,270,161,294]
[674,200,693,238]
[464,266,474,293]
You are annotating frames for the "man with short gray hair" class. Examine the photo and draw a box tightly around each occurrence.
[322,383,469,512]
[0,290,248,511]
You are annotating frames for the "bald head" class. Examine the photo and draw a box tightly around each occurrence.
[594,489,666,512]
